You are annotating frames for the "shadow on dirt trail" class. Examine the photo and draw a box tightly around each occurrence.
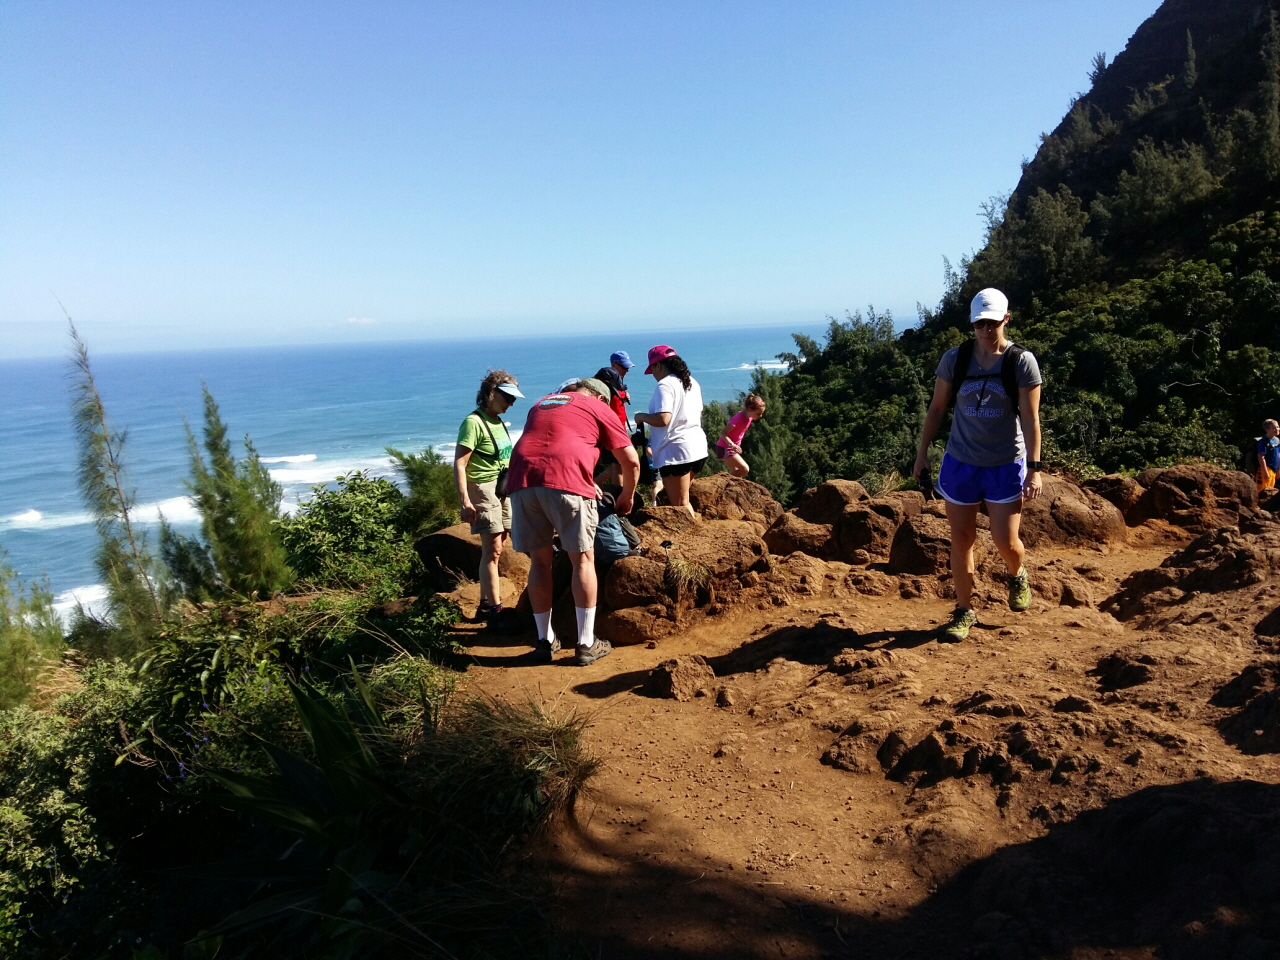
[547,779,1280,959]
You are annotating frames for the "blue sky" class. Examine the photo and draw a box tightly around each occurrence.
[1,1,1161,357]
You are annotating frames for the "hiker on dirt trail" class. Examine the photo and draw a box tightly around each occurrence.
[454,370,523,627]
[593,351,634,483]
[508,377,640,666]
[1257,419,1280,492]
[715,392,766,478]
[912,288,1044,643]
[633,345,709,520]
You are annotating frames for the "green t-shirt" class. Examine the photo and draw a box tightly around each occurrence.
[457,410,513,484]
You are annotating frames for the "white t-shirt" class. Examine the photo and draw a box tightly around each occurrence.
[648,374,708,468]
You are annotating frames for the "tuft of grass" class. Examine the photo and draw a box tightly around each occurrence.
[857,469,907,496]
[664,555,712,591]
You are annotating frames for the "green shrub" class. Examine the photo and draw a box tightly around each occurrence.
[277,472,419,598]
[386,446,460,538]
[0,558,64,710]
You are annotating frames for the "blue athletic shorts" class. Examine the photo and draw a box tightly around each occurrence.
[936,452,1026,506]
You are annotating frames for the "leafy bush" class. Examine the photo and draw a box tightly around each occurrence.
[277,472,419,598]
[0,558,64,710]
[386,446,460,538]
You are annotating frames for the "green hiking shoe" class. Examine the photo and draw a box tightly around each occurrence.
[941,607,977,643]
[1008,567,1032,612]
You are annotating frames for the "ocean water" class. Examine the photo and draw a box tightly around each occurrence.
[0,324,821,612]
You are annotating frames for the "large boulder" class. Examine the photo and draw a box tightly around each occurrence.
[763,513,833,558]
[603,556,669,610]
[833,500,904,559]
[887,515,956,575]
[1018,475,1127,547]
[1081,475,1145,515]
[1127,464,1258,529]
[794,480,871,525]
[415,524,531,592]
[687,474,784,532]
[598,605,675,646]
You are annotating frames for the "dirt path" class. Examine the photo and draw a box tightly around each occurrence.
[450,529,1280,959]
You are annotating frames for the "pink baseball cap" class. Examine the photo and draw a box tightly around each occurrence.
[644,344,678,374]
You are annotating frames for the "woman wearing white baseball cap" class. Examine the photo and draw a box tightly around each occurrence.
[454,369,524,625]
[912,288,1044,642]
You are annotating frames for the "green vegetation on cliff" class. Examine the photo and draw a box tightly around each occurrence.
[727,0,1280,504]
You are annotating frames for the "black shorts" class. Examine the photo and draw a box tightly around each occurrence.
[659,457,707,478]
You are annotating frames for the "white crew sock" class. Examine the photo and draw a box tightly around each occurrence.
[576,606,597,649]
[534,610,555,645]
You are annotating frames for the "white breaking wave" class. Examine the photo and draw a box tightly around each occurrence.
[735,361,789,370]
[269,454,398,487]
[259,454,318,464]
[52,583,110,626]
[0,496,200,531]
[2,508,92,530]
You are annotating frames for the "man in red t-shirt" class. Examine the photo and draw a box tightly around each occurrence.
[509,378,639,666]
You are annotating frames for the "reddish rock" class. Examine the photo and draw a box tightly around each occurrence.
[764,513,834,558]
[887,515,955,575]
[647,654,716,700]
[688,474,784,531]
[1128,465,1258,529]
[794,479,871,525]
[833,504,900,559]
[604,556,669,610]
[1081,475,1145,515]
[598,605,674,646]
[415,523,530,592]
[1019,475,1127,548]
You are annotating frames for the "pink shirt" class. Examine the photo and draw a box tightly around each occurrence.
[722,411,753,448]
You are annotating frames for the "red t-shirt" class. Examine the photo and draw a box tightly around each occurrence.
[508,391,633,498]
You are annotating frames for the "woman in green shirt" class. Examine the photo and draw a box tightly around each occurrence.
[454,370,523,623]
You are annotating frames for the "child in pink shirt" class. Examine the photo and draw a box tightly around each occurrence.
[715,393,766,478]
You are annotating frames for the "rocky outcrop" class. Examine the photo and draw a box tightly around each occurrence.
[1127,465,1258,530]
[1019,475,1127,547]
[1104,520,1280,621]
[415,523,531,592]
[687,474,784,533]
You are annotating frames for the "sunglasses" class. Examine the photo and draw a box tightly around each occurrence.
[971,318,1005,330]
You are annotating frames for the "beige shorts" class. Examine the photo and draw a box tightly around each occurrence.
[468,480,510,536]
[510,487,598,554]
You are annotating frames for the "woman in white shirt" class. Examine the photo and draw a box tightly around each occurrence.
[632,345,708,519]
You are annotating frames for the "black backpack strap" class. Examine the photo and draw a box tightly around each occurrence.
[468,411,511,462]
[948,340,976,405]
[1001,343,1025,402]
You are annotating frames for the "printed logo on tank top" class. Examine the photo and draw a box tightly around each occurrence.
[538,394,573,409]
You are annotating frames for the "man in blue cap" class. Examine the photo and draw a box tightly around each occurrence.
[593,351,634,482]
[595,351,633,431]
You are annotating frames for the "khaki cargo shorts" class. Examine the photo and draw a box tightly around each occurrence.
[468,480,511,536]
[510,487,598,554]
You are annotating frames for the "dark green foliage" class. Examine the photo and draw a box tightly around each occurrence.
[385,446,460,538]
[0,556,63,710]
[699,400,730,476]
[770,310,928,499]
[69,324,166,645]
[277,472,418,599]
[163,387,294,602]
[196,682,595,958]
[1182,30,1197,92]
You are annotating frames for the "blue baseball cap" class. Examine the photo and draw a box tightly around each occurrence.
[610,350,635,369]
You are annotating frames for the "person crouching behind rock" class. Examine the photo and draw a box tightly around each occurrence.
[454,370,523,626]
[508,378,640,665]
[633,345,708,520]
[912,288,1044,642]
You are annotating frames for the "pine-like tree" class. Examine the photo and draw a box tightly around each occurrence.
[164,387,293,600]
[1181,30,1197,91]
[1261,12,1280,181]
[68,323,166,642]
